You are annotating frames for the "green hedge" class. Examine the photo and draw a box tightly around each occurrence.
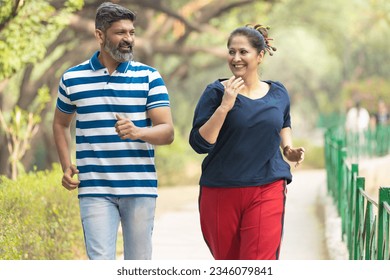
[0,164,85,259]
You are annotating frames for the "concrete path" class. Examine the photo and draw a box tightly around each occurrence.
[281,169,328,259]
[152,185,212,260]
[152,169,329,260]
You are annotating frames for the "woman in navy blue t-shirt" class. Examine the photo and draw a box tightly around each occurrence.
[189,24,305,260]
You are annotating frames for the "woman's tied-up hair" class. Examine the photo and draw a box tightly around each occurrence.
[228,23,277,56]
[249,24,277,56]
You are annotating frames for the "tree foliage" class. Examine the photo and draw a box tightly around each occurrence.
[0,87,50,179]
[0,0,84,177]
[0,0,84,80]
[260,0,390,123]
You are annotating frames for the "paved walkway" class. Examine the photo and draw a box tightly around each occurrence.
[152,169,329,260]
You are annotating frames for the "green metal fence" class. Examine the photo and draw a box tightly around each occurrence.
[344,125,390,160]
[324,125,390,260]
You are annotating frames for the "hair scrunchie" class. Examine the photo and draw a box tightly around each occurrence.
[246,24,277,56]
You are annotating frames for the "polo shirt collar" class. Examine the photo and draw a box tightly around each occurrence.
[89,51,131,73]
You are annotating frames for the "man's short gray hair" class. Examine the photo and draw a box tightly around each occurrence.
[95,2,136,32]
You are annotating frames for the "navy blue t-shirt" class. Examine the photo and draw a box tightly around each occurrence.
[189,79,292,187]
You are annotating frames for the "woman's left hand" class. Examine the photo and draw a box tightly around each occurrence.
[283,146,305,167]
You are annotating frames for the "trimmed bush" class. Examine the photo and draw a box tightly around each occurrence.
[0,164,85,259]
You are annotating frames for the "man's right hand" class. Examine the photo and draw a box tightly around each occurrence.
[62,165,80,191]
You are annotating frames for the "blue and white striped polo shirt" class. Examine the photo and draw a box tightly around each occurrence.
[56,51,170,198]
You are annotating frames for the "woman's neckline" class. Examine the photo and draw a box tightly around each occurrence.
[218,79,271,100]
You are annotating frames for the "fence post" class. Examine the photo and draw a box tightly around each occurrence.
[353,177,365,260]
[347,164,359,256]
[377,187,390,260]
[336,140,345,215]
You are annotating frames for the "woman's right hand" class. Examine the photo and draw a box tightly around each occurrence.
[220,76,245,112]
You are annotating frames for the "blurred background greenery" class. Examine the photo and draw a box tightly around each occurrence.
[1,0,390,185]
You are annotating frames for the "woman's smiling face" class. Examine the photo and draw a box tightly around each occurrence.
[227,35,263,78]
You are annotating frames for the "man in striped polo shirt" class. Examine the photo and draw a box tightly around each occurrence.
[52,2,174,260]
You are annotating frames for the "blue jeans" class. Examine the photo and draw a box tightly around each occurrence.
[79,196,156,260]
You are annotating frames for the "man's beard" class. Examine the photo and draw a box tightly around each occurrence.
[103,37,133,62]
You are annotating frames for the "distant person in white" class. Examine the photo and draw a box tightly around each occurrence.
[345,100,370,158]
[345,100,370,133]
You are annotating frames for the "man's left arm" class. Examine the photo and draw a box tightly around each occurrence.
[144,106,174,145]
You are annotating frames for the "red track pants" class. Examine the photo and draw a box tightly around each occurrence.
[199,180,286,260]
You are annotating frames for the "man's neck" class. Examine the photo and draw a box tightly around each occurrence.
[98,50,120,75]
